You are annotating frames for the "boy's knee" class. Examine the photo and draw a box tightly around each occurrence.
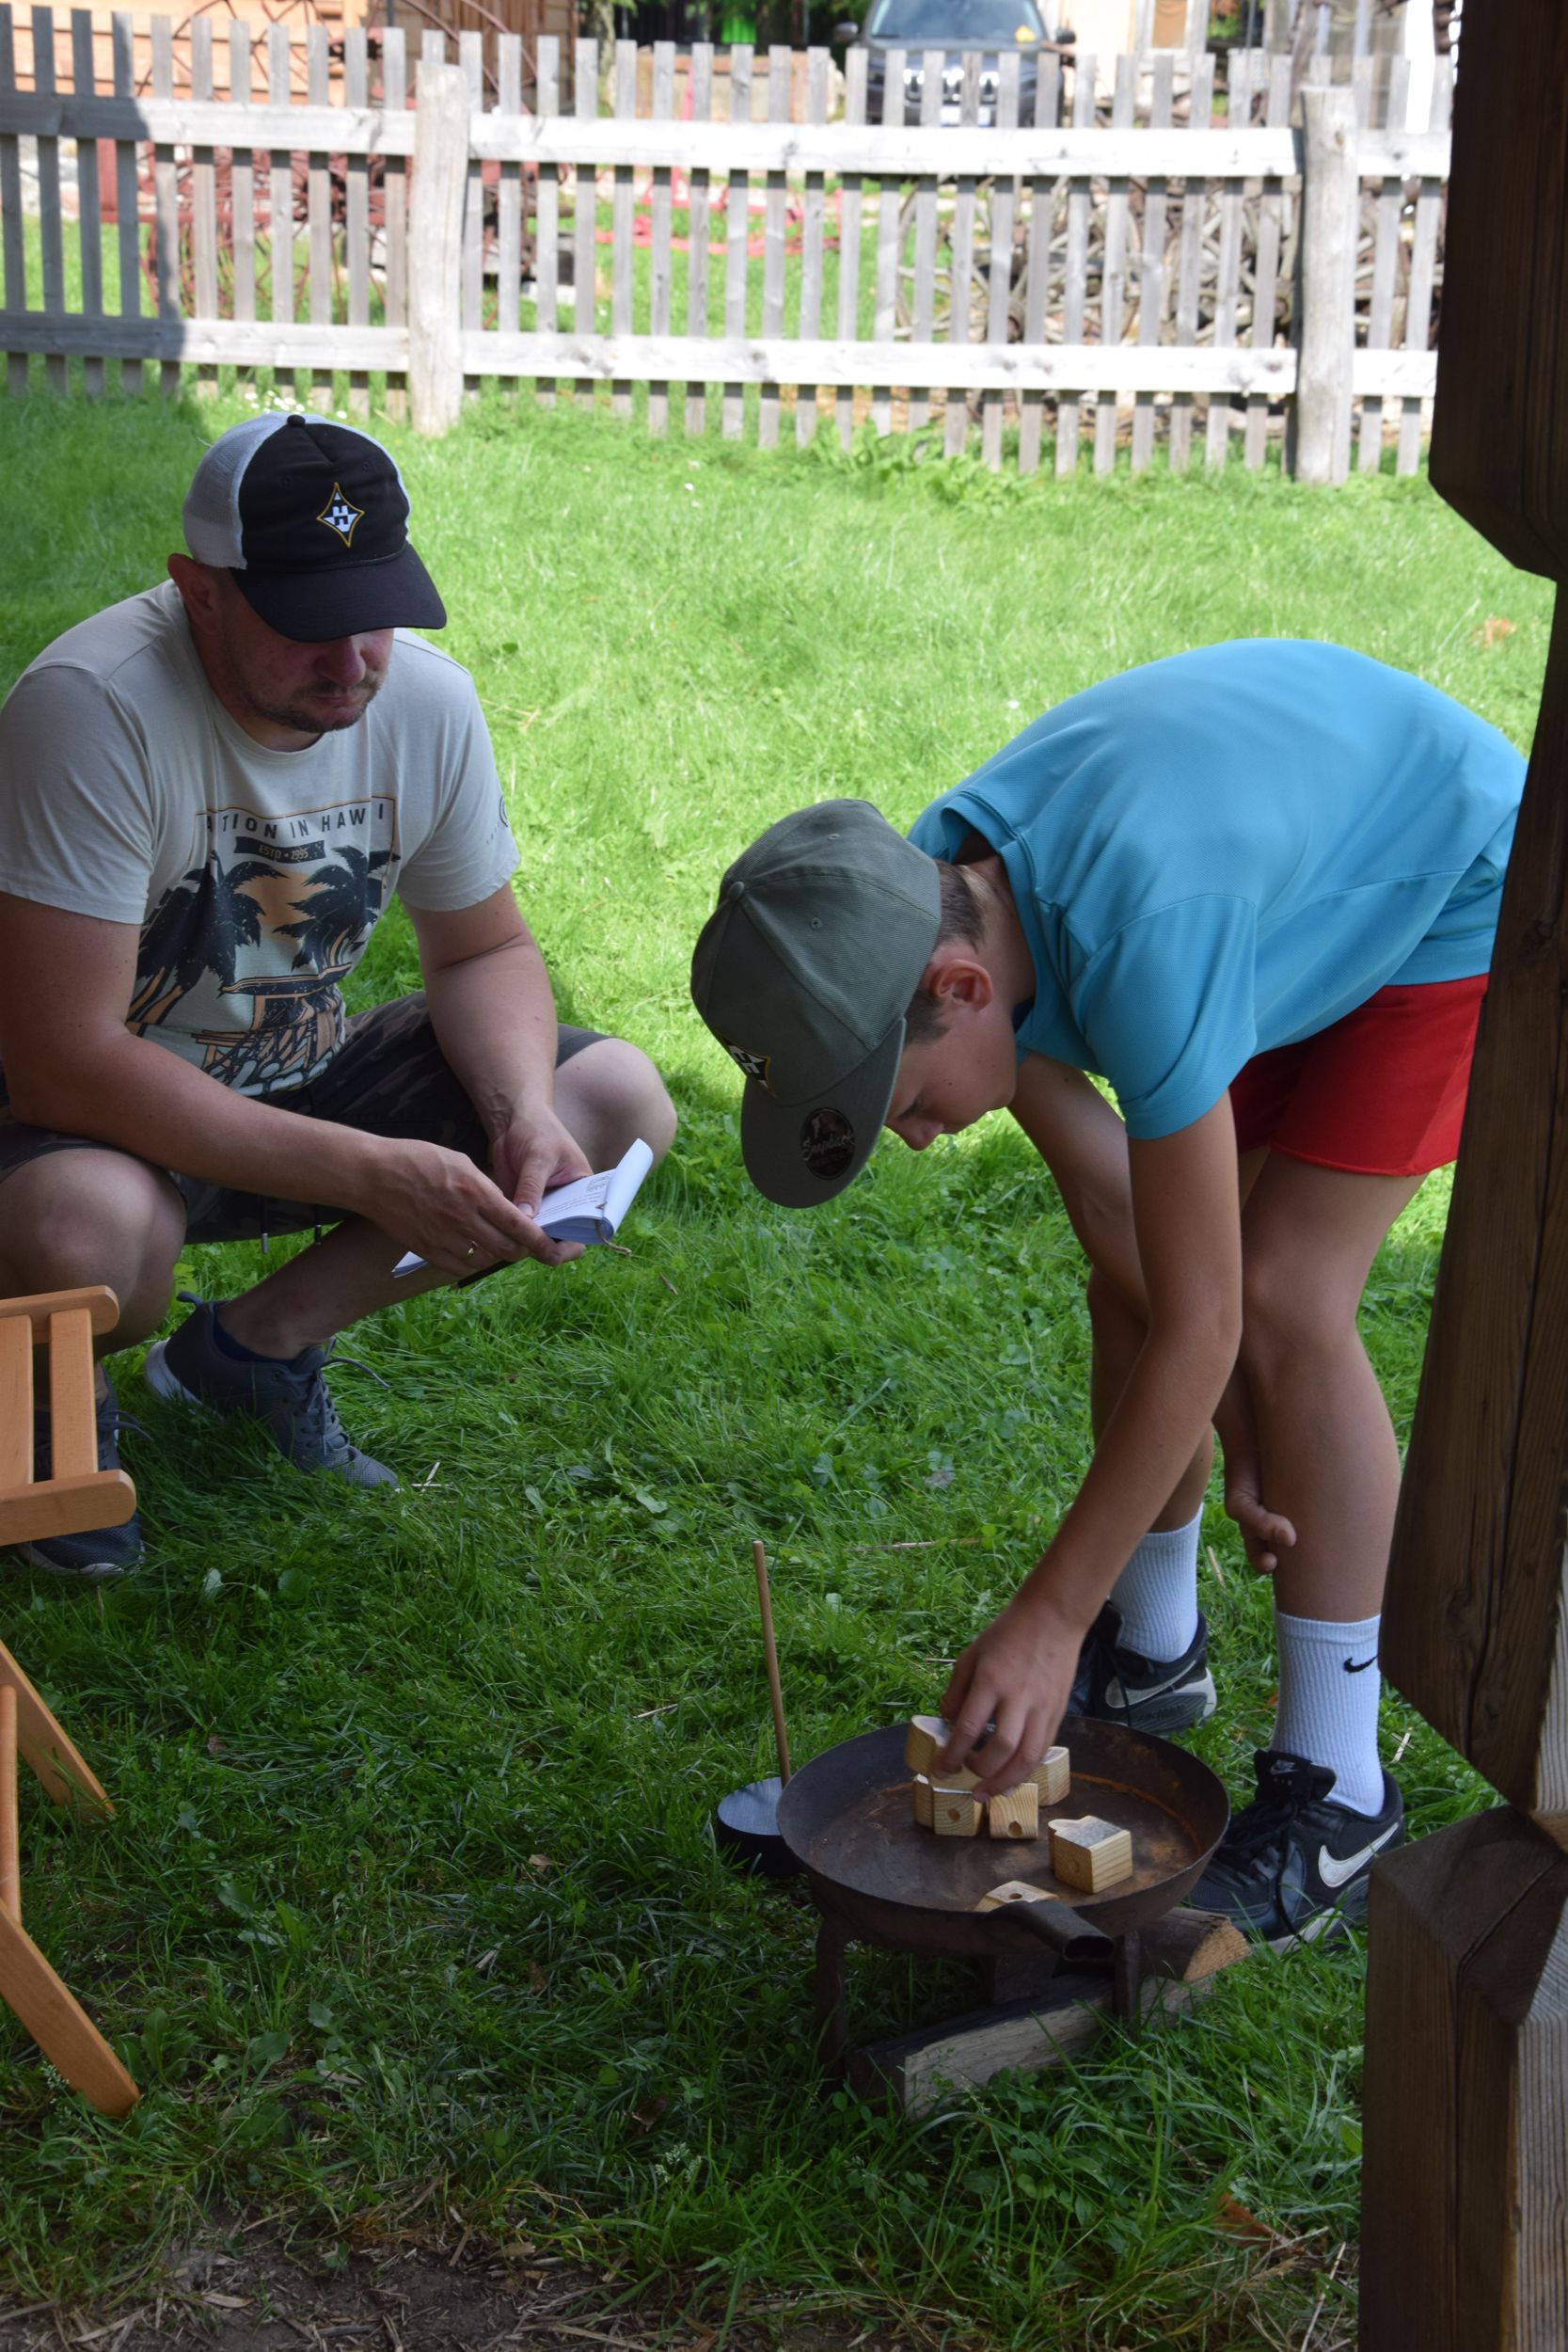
[1240,1250,1348,1375]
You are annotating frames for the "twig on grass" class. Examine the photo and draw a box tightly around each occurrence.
[1205,1542,1227,1589]
[847,1538,980,1551]
[1298,2239,1346,2352]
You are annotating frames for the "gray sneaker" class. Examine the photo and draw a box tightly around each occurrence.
[144,1299,398,1490]
[14,1370,145,1581]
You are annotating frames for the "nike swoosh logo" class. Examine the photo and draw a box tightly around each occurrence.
[1104,1666,1191,1707]
[1318,1823,1400,1888]
[1343,1655,1380,1675]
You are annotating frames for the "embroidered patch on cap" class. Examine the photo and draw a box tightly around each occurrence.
[800,1105,855,1181]
[723,1039,772,1088]
[317,483,366,546]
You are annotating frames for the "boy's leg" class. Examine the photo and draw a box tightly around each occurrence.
[1192,1151,1421,1945]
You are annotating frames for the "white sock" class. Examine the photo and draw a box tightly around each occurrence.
[1109,1508,1202,1662]
[1272,1609,1386,1817]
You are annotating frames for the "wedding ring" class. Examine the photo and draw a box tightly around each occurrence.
[464,1244,477,1260]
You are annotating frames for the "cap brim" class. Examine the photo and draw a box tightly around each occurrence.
[738,1018,906,1208]
[232,540,447,641]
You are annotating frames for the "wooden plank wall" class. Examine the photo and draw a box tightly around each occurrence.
[0,5,1451,474]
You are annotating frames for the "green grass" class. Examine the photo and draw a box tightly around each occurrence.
[0,385,1551,2350]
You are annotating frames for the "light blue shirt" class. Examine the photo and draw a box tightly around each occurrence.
[907,642,1525,1138]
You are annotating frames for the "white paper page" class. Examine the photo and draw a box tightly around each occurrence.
[392,1136,655,1277]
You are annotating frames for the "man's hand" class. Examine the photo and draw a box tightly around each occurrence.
[360,1137,548,1276]
[489,1105,594,1267]
[937,1587,1088,1798]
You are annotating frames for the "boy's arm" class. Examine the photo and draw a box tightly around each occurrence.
[940,1093,1243,1795]
[1010,1054,1296,1574]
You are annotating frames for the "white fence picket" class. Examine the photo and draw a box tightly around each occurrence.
[0,13,1450,481]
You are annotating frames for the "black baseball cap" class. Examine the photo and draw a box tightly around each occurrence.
[182,412,446,641]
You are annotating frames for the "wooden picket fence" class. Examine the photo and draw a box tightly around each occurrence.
[0,6,1450,477]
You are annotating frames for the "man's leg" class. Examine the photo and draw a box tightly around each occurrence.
[0,1148,186,1352]
[216,1035,676,1359]
[0,1146,185,1579]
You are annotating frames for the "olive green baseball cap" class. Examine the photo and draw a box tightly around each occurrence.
[690,800,942,1207]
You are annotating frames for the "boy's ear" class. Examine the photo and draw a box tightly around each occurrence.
[923,945,995,1011]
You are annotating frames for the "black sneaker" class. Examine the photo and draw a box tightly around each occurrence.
[14,1370,145,1581]
[1069,1601,1216,1735]
[145,1298,397,1489]
[1190,1748,1405,1948]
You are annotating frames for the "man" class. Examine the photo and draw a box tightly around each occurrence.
[689,642,1524,1944]
[0,412,675,1580]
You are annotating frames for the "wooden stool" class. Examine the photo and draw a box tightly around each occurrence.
[0,1285,139,2117]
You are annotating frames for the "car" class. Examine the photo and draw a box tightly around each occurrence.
[836,0,1074,130]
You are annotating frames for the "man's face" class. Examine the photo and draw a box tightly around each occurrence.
[885,1007,1019,1153]
[172,559,394,750]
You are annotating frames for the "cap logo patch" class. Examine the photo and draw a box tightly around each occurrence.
[317,483,365,546]
[722,1039,772,1089]
[800,1106,855,1182]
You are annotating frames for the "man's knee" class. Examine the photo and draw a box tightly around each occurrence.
[0,1151,184,1329]
[560,1038,677,1165]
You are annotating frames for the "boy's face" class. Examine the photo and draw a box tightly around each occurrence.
[885,997,1019,1152]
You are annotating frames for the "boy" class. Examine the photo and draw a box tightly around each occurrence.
[689,641,1525,1943]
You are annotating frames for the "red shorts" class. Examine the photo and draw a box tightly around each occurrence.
[1228,975,1488,1178]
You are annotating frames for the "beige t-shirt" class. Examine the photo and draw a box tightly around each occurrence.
[0,581,518,1095]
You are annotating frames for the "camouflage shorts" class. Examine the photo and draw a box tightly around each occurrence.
[0,991,605,1245]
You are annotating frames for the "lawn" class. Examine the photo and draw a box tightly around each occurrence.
[0,385,1552,2352]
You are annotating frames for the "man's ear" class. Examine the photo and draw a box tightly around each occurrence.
[923,944,996,1013]
[166,553,222,636]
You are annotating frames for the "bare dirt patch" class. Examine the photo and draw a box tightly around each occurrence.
[0,2238,914,2352]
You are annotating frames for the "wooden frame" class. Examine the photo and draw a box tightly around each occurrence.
[0,1284,138,2118]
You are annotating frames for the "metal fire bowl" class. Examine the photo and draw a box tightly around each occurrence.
[775,1718,1229,1960]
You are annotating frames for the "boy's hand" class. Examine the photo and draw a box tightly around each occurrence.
[937,1589,1086,1798]
[1224,1469,1297,1575]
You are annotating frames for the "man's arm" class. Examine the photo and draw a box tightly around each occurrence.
[941,1092,1243,1793]
[407,883,593,1237]
[0,891,540,1275]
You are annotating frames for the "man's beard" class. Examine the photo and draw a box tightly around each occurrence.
[245,668,385,736]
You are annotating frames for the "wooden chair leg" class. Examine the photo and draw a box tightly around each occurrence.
[0,1640,111,1816]
[0,1900,139,2117]
[0,1681,18,1923]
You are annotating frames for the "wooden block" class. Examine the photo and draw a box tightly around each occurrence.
[930,1789,982,1838]
[904,1715,980,1788]
[1028,1745,1069,1804]
[1049,1815,1133,1893]
[975,1878,1059,1914]
[911,1774,933,1829]
[987,1784,1040,1841]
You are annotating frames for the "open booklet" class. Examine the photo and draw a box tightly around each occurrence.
[392,1136,656,1279]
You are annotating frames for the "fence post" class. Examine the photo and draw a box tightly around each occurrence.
[1293,87,1358,485]
[409,61,467,437]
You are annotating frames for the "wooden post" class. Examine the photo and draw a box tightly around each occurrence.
[408,60,467,437]
[1293,86,1356,484]
[1360,6,1568,2345]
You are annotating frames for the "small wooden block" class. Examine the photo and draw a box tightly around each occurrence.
[903,1715,979,1788]
[987,1784,1040,1841]
[975,1878,1059,1914]
[911,1775,934,1829]
[1029,1745,1070,1804]
[1049,1815,1132,1893]
[931,1789,983,1837]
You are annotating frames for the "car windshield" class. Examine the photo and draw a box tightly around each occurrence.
[864,0,1044,41]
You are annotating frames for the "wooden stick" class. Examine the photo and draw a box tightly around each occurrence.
[0,1682,18,1924]
[752,1538,791,1786]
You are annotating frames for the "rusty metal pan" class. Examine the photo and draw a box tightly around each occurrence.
[776,1718,1229,1958]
